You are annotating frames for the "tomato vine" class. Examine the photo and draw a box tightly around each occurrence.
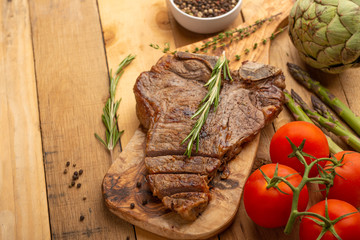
[266,137,358,239]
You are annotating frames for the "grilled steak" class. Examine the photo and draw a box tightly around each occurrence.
[147,174,209,199]
[134,52,285,220]
[162,192,210,221]
[145,155,221,176]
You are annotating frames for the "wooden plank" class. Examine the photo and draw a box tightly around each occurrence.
[97,0,178,239]
[28,0,134,239]
[0,0,50,239]
[98,0,177,148]
[340,68,360,117]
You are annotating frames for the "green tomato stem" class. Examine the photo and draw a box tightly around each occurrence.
[266,138,351,237]
[284,188,301,234]
[307,177,332,184]
[283,149,335,234]
[270,176,297,192]
[295,211,329,224]
[284,150,309,234]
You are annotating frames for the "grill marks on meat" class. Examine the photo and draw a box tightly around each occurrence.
[135,53,285,159]
[134,52,285,220]
[135,53,214,157]
[147,174,210,199]
[145,156,222,176]
[146,173,211,220]
[162,193,210,221]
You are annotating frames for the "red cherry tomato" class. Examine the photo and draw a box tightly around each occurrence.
[299,199,360,240]
[270,121,329,177]
[320,151,360,208]
[243,164,309,228]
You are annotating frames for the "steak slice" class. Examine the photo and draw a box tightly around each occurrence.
[162,192,210,221]
[134,52,285,159]
[146,174,209,199]
[145,155,222,176]
[134,52,286,220]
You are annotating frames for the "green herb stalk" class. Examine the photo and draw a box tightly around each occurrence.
[284,90,343,154]
[287,62,360,136]
[95,54,135,160]
[150,13,284,60]
[181,51,232,157]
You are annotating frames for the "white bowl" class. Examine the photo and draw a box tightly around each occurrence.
[167,0,242,34]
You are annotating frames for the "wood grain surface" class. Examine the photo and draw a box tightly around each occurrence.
[0,1,50,239]
[2,0,360,239]
[29,0,134,239]
[98,0,177,148]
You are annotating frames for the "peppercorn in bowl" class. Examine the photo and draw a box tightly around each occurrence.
[167,0,242,34]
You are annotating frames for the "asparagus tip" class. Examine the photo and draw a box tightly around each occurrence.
[291,89,311,111]
[311,95,324,111]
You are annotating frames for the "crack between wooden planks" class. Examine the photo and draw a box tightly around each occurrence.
[26,0,53,237]
[94,2,137,239]
[240,9,245,23]
[133,225,138,240]
[338,75,352,110]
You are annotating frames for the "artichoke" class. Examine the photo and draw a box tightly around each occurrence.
[289,0,360,74]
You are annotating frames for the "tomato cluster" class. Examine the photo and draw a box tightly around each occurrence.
[243,121,360,239]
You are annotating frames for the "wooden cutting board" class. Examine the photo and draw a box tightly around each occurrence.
[102,0,293,239]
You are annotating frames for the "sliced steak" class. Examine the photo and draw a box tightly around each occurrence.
[134,52,285,220]
[162,192,210,221]
[145,155,222,176]
[147,174,209,199]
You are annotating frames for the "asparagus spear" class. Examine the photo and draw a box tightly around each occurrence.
[284,90,314,123]
[287,62,360,136]
[311,95,347,131]
[291,89,360,152]
[284,90,343,154]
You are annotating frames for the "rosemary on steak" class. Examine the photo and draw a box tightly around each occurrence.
[95,54,135,159]
[181,51,232,157]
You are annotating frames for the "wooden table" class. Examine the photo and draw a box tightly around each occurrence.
[1,0,359,239]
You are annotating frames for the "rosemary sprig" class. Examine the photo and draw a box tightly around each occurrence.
[95,54,136,159]
[181,51,232,157]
